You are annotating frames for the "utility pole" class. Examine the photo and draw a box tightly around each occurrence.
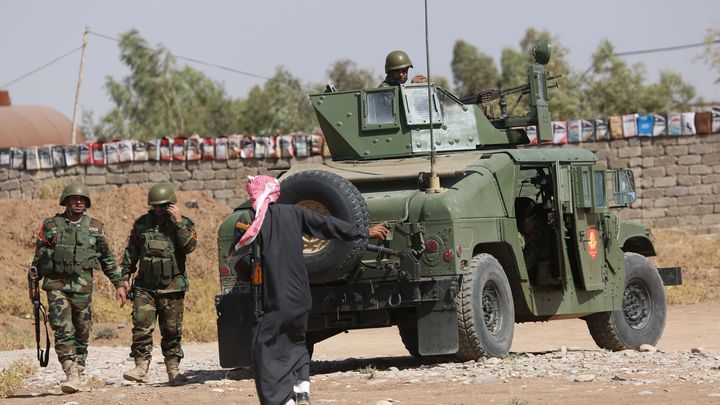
[70,26,90,144]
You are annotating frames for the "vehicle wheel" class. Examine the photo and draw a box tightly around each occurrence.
[278,170,370,284]
[456,254,515,360]
[586,252,667,351]
[397,323,420,358]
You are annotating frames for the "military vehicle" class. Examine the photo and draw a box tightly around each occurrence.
[214,42,682,367]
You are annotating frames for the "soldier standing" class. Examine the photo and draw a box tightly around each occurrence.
[379,50,426,87]
[121,183,197,384]
[30,182,128,394]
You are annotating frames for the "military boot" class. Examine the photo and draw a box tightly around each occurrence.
[123,358,150,383]
[165,357,188,384]
[60,360,80,394]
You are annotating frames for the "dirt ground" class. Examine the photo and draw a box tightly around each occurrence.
[3,302,719,405]
[1,189,719,404]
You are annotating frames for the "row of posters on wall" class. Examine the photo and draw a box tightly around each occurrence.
[526,110,720,145]
[2,109,720,170]
[0,133,327,171]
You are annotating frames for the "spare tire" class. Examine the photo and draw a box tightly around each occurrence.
[278,170,369,284]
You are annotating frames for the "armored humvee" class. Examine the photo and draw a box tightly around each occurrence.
[215,42,681,367]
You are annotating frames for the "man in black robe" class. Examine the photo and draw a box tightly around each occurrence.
[234,175,387,405]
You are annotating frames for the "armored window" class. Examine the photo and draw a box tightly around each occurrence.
[401,84,442,126]
[593,170,607,209]
[575,167,592,208]
[363,88,398,130]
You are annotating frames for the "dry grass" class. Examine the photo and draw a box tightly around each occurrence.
[650,228,720,304]
[0,187,230,350]
[0,358,36,398]
[0,320,32,351]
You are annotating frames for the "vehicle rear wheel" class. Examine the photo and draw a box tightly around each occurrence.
[586,252,667,351]
[279,170,370,284]
[456,254,514,360]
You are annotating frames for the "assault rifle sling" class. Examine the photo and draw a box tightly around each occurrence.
[27,266,50,367]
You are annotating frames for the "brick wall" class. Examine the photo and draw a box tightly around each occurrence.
[0,156,323,209]
[560,135,720,231]
[2,136,719,231]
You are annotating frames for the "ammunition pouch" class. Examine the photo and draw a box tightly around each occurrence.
[50,245,100,276]
[139,235,179,287]
[48,216,101,276]
[51,244,76,275]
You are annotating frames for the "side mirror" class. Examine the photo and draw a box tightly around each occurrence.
[612,169,636,206]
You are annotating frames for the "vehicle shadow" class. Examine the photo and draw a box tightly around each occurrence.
[310,354,456,375]
[184,354,455,384]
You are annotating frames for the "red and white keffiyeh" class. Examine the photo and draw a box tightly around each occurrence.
[234,175,280,250]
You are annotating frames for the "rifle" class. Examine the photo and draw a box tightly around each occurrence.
[27,266,50,367]
[250,242,263,318]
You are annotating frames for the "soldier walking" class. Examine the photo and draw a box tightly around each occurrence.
[30,182,128,394]
[121,183,197,384]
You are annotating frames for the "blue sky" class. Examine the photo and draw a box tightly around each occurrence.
[1,0,718,120]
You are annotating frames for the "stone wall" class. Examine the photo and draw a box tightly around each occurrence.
[556,134,720,231]
[2,135,719,231]
[0,156,323,209]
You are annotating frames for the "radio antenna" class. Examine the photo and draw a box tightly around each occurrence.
[424,0,442,193]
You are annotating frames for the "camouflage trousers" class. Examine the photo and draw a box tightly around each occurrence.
[46,290,92,366]
[130,288,185,361]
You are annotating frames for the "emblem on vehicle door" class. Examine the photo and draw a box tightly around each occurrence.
[587,227,598,260]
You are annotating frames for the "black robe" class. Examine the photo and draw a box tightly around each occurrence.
[252,204,366,405]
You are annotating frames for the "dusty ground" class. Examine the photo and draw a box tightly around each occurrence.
[2,302,719,405]
[1,188,719,404]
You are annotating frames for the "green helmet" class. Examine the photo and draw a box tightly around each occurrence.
[148,183,177,205]
[384,50,413,74]
[59,182,91,208]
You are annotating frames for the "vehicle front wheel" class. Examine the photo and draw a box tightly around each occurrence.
[586,252,667,350]
[456,253,515,360]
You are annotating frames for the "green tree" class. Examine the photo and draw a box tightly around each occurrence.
[584,40,651,116]
[698,27,720,86]
[236,67,317,134]
[92,29,241,140]
[326,59,376,91]
[644,71,697,112]
[450,40,500,95]
[499,28,590,120]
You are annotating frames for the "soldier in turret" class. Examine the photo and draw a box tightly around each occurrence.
[121,183,198,384]
[30,182,128,394]
[379,50,426,87]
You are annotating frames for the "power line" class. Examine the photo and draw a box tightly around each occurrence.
[89,30,300,87]
[582,39,720,78]
[615,40,719,57]
[1,46,83,88]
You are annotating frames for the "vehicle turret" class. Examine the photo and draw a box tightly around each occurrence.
[310,42,556,161]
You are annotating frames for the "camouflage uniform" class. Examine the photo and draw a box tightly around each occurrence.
[32,214,124,367]
[121,211,197,363]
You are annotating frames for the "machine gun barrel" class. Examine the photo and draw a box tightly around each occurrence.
[459,74,561,105]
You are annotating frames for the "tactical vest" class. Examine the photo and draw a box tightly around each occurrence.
[138,217,181,287]
[51,216,102,276]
